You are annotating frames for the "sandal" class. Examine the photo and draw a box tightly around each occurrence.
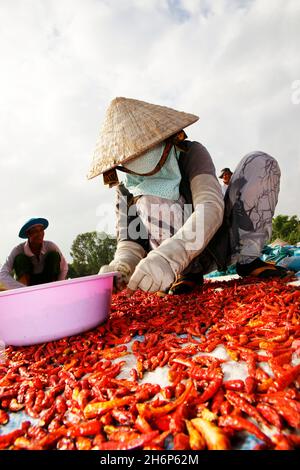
[168,273,204,295]
[236,258,294,279]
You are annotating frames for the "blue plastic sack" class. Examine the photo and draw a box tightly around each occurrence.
[261,246,293,263]
[204,264,237,278]
[261,245,300,265]
[277,256,300,272]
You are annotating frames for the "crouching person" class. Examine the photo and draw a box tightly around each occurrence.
[88,97,290,295]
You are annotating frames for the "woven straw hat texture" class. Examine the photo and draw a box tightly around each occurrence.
[87,97,199,179]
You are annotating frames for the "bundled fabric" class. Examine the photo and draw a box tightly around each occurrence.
[205,243,300,278]
[261,245,300,266]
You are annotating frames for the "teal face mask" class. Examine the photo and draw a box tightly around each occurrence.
[123,144,181,201]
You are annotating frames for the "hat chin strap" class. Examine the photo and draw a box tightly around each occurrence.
[103,131,187,187]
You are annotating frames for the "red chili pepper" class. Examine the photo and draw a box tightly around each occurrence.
[256,403,282,429]
[272,433,294,450]
[0,429,26,450]
[66,420,101,437]
[75,436,92,450]
[223,380,245,392]
[169,404,188,433]
[245,377,257,394]
[226,391,269,427]
[218,415,272,446]
[84,395,134,419]
[136,380,195,418]
[211,388,225,414]
[173,432,190,450]
[264,397,300,428]
[0,409,9,425]
[287,434,300,448]
[272,363,300,391]
[95,431,159,450]
[134,414,153,434]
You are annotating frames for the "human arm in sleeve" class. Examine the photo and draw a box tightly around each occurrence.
[128,175,224,292]
[127,143,224,292]
[99,184,147,290]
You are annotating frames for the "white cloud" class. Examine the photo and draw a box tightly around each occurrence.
[0,0,299,264]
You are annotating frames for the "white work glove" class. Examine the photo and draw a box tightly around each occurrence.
[127,251,175,293]
[99,240,146,292]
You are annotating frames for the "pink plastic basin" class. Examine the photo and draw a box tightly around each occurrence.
[0,273,114,347]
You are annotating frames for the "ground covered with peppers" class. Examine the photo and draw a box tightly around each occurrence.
[0,278,300,450]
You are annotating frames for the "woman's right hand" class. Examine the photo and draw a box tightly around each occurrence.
[99,263,130,293]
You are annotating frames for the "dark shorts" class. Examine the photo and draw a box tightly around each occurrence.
[13,251,61,285]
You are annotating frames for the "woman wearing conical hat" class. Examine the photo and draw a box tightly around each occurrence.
[88,98,290,294]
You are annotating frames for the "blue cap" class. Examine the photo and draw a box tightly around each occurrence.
[19,218,49,239]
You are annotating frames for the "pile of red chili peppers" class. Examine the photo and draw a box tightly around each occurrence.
[0,278,300,450]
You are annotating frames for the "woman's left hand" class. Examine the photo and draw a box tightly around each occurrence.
[127,252,175,293]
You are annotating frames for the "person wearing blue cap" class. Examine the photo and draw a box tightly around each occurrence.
[0,218,68,289]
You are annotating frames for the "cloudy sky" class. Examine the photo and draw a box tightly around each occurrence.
[0,0,299,264]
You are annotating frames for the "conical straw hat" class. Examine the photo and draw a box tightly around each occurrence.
[87,97,199,179]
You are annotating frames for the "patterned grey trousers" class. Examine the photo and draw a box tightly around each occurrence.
[226,151,280,265]
[134,151,281,273]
